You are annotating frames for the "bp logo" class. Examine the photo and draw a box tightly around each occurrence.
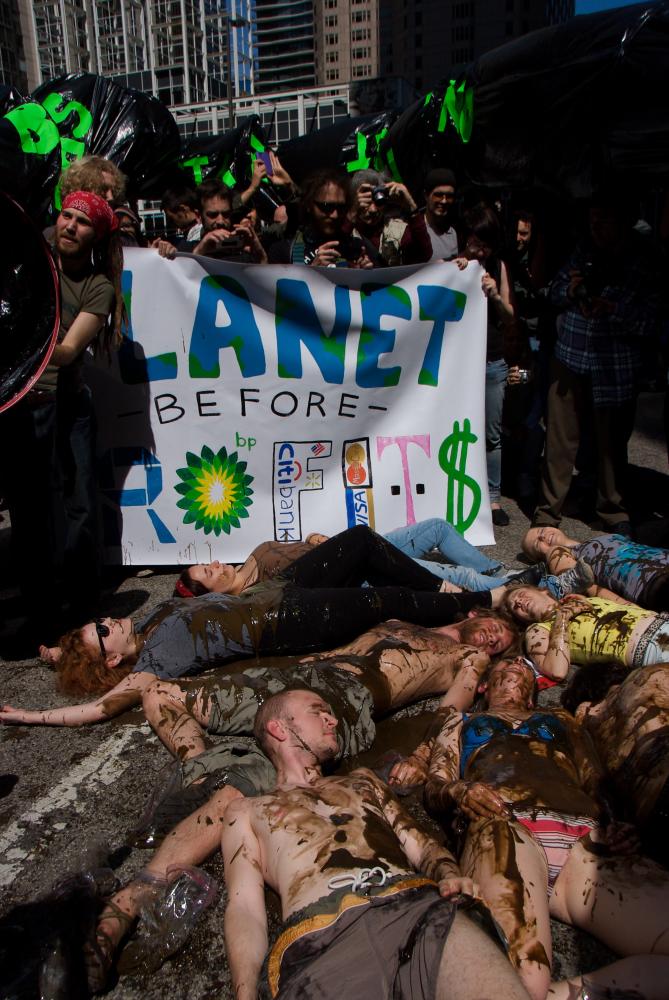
[175,446,254,535]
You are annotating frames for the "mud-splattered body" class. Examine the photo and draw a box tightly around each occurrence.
[584,664,669,826]
[425,686,669,1000]
[224,768,458,920]
[527,597,657,670]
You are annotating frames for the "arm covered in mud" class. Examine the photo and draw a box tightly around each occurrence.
[0,672,152,727]
[525,597,591,680]
[389,648,490,788]
[425,710,510,821]
[389,709,450,787]
[364,769,476,897]
[223,799,269,1000]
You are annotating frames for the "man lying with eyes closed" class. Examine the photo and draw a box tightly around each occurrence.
[221,688,530,1000]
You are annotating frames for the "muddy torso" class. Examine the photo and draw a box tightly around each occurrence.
[302,621,470,707]
[462,709,599,817]
[249,770,414,919]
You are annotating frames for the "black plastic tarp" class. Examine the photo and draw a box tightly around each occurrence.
[463,2,669,196]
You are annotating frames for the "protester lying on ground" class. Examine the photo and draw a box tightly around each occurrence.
[174,517,502,597]
[562,660,669,867]
[219,689,533,1000]
[500,586,669,680]
[1,609,517,729]
[522,525,669,611]
[174,520,594,599]
[424,657,669,1000]
[82,688,530,996]
[173,524,463,597]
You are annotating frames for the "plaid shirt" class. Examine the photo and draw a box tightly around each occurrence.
[551,235,660,405]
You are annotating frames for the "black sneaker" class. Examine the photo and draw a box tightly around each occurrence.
[492,508,510,527]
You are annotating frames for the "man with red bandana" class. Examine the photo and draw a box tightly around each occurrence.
[2,190,122,646]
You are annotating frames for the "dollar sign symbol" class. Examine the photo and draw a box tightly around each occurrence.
[438,419,481,534]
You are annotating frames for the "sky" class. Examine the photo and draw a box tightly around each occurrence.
[575,0,649,14]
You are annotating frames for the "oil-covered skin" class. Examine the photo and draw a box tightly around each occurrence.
[525,598,654,675]
[581,664,669,825]
[224,768,460,920]
[425,673,605,996]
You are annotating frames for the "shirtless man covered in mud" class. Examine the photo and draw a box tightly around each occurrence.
[221,688,530,1000]
[425,658,669,1000]
[563,661,669,865]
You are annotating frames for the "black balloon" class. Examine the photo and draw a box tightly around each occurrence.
[0,192,60,414]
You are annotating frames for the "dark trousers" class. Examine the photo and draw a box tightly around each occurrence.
[2,386,100,625]
[279,525,443,591]
[534,358,635,528]
[275,584,493,654]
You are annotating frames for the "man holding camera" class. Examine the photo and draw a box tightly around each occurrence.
[179,178,267,263]
[532,193,660,534]
[350,170,432,266]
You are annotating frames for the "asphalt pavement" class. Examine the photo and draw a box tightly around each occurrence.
[1,391,668,998]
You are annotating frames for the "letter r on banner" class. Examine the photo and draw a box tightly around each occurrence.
[99,447,176,547]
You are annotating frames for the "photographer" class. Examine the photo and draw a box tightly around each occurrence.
[268,168,374,267]
[532,193,661,535]
[350,169,431,266]
[179,179,267,263]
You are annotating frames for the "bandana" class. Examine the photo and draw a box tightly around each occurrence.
[174,578,195,599]
[62,191,119,240]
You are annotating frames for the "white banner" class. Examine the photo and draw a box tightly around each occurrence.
[89,250,493,564]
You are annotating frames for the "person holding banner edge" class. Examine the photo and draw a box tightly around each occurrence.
[2,190,123,647]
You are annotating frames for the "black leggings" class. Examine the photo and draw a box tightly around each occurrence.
[273,583,493,655]
[279,525,442,591]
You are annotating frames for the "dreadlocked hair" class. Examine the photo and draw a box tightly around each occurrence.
[56,628,133,697]
[92,228,126,354]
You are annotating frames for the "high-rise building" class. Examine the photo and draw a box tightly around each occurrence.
[0,0,28,91]
[14,0,254,106]
[314,0,380,87]
[379,0,575,92]
[254,0,315,94]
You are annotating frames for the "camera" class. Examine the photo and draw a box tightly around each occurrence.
[336,235,364,263]
[371,185,389,205]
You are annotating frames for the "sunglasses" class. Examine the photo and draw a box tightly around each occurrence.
[94,618,110,657]
[314,201,347,216]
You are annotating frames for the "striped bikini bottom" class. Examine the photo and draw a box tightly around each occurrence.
[514,809,597,896]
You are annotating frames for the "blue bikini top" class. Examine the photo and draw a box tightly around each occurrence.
[460,712,567,777]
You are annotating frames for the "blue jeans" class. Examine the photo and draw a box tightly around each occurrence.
[384,518,503,574]
[485,359,508,503]
[412,560,511,590]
